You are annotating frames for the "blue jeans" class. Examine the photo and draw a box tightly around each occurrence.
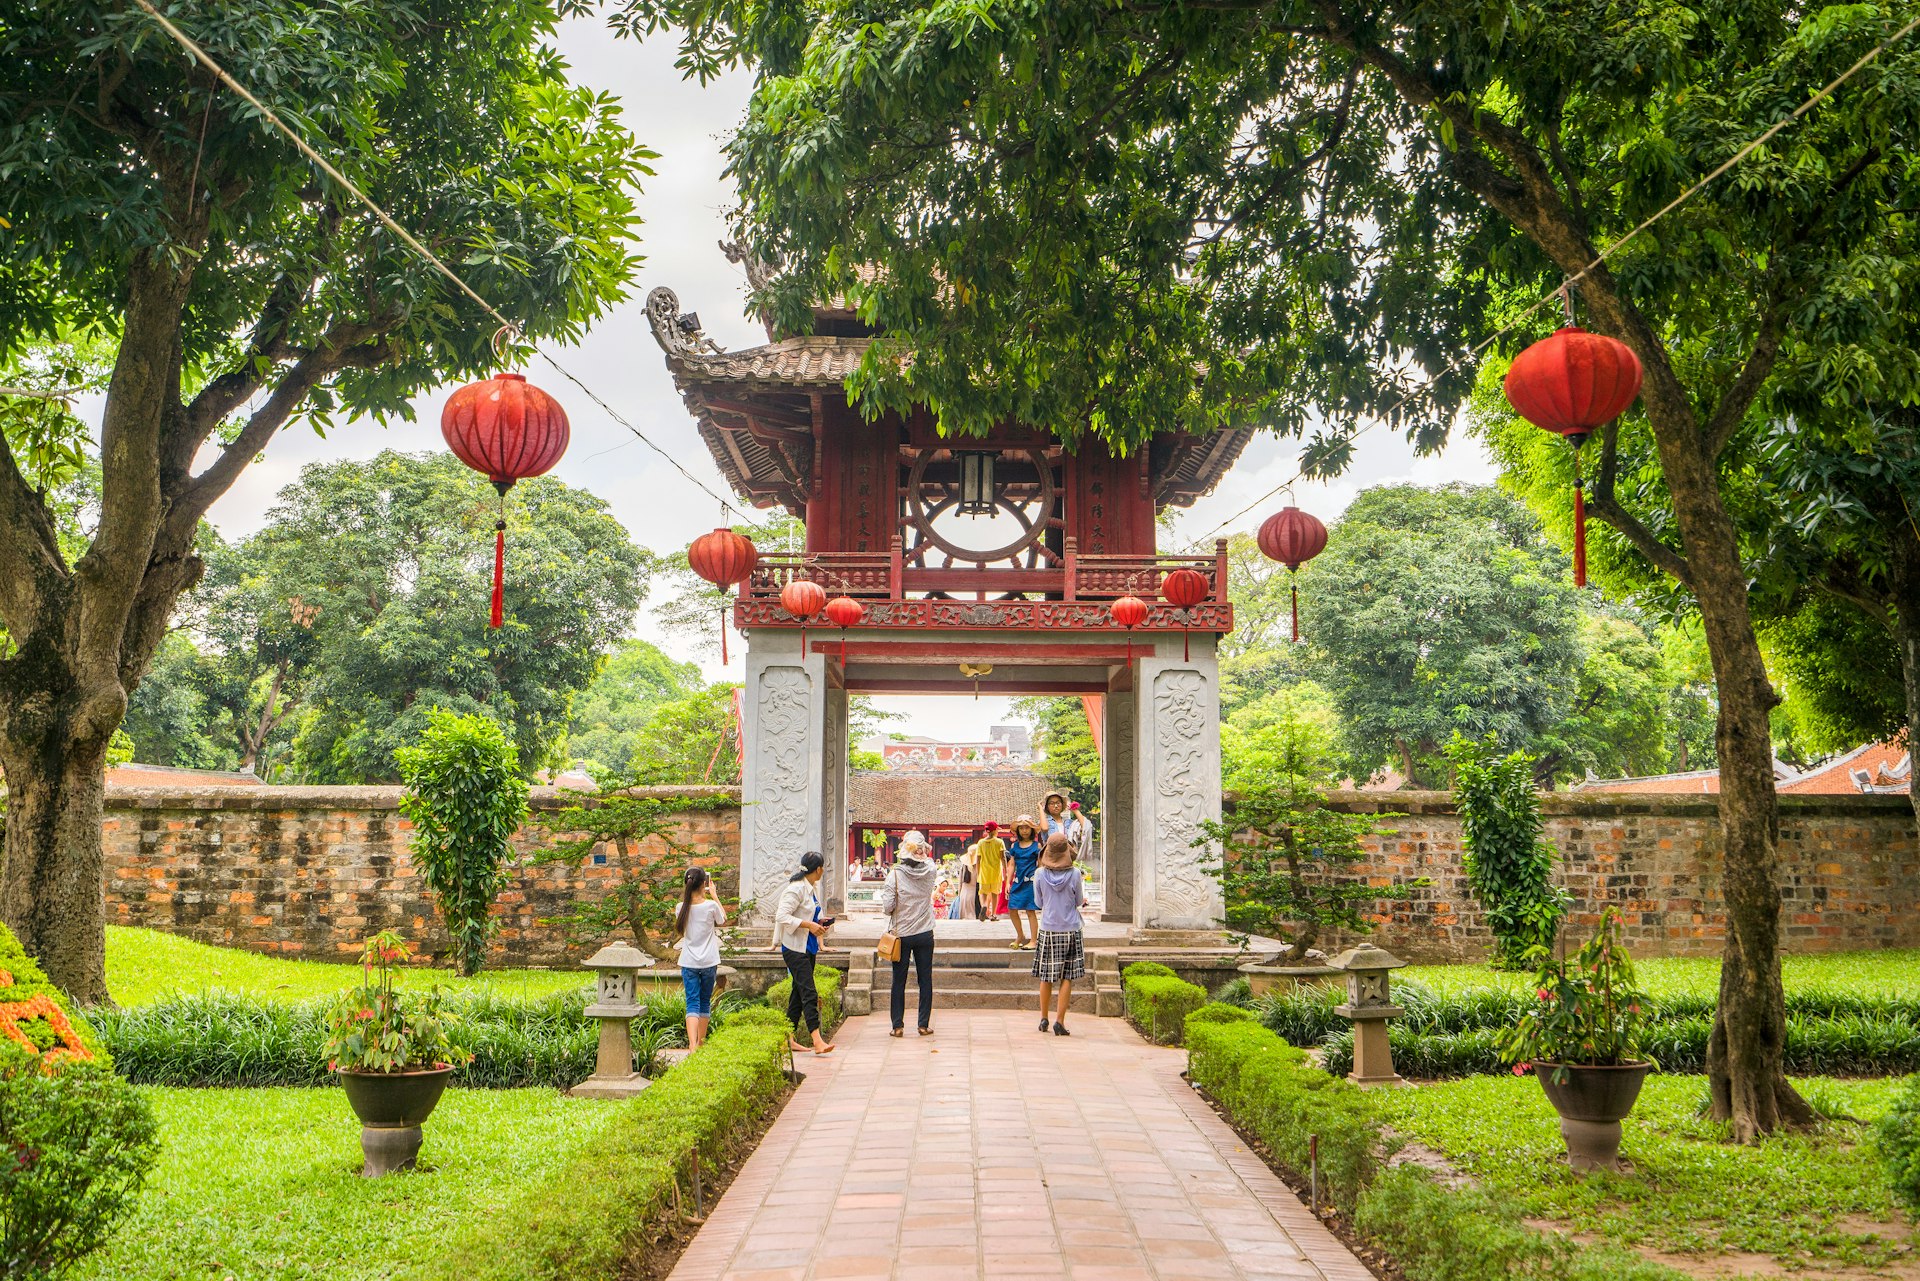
[681,965,718,1016]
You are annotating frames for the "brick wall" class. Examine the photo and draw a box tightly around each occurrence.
[103,785,740,968]
[100,785,1919,968]
[1307,790,1920,962]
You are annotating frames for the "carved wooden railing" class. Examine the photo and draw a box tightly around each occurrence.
[739,538,1230,610]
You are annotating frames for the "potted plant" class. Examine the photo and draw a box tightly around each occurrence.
[325,931,472,1177]
[1502,907,1653,1173]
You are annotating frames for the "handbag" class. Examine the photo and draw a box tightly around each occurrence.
[875,930,902,963]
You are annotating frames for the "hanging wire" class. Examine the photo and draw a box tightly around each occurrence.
[128,0,769,532]
[1183,10,1920,551]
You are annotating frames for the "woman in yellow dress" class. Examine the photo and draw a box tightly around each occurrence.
[973,821,1006,922]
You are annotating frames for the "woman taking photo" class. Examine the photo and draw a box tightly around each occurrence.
[879,830,940,1037]
[774,851,835,1055]
[674,867,726,1049]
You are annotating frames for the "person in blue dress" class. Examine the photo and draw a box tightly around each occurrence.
[1004,815,1043,951]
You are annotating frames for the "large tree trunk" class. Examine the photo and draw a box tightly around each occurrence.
[1645,411,1811,1140]
[0,700,118,1006]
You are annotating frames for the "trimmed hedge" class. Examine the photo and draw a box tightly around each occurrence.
[765,965,845,1034]
[93,986,759,1088]
[406,1007,793,1281]
[1265,979,1920,1079]
[1125,973,1207,1045]
[1123,961,1178,980]
[1186,1017,1688,1281]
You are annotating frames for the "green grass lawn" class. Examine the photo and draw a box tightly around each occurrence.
[1400,949,1920,1002]
[106,926,595,1005]
[74,1086,621,1281]
[1380,1074,1916,1274]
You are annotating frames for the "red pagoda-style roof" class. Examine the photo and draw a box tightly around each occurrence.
[645,285,1253,517]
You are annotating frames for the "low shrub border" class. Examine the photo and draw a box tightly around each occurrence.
[1183,1008,1690,1281]
[92,987,760,1088]
[765,965,845,1035]
[407,1007,794,1281]
[1258,979,1920,1079]
[1125,973,1208,1045]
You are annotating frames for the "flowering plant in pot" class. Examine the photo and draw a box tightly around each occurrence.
[1501,907,1653,1173]
[325,931,471,1176]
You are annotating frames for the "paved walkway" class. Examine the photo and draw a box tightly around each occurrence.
[670,1013,1371,1281]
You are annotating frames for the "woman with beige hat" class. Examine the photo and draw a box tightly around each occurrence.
[879,830,939,1037]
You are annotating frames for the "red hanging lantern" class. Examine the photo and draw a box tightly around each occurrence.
[1160,568,1210,662]
[1502,326,1643,587]
[1256,506,1329,642]
[689,528,760,663]
[441,372,571,628]
[780,578,828,656]
[1110,594,1148,666]
[822,595,865,664]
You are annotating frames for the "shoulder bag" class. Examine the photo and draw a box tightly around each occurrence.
[875,871,902,962]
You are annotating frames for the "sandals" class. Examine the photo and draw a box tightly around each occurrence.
[917,1027,935,1037]
[814,1042,836,1056]
[890,1028,904,1038]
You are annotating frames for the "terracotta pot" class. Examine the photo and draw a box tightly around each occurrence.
[335,1065,454,1176]
[1533,1061,1651,1174]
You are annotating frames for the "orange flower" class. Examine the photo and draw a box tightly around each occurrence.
[0,995,93,1071]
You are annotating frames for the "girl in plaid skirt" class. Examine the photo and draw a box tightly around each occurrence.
[1031,835,1087,1035]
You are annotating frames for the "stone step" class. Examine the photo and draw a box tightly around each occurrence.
[876,988,1099,1013]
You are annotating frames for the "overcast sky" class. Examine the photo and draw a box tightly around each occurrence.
[187,15,1495,743]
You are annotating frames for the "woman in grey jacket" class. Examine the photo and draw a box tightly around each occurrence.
[879,830,940,1038]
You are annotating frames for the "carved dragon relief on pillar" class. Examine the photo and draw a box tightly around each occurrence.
[752,665,814,916]
[1150,669,1218,922]
[822,688,847,910]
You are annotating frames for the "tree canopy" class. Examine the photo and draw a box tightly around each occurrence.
[1,0,652,1001]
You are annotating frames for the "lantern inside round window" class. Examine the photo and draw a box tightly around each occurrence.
[441,372,571,628]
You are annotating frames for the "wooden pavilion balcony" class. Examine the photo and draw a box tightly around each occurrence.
[732,538,1234,634]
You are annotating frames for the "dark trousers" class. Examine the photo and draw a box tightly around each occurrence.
[889,930,936,1030]
[781,947,821,1034]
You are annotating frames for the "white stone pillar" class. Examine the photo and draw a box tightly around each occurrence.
[1100,682,1136,922]
[740,629,830,923]
[821,682,849,913]
[1131,633,1225,930]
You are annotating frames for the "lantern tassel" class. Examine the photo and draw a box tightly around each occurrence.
[1291,581,1301,643]
[490,522,506,629]
[1183,626,1191,664]
[1573,483,1588,588]
[719,602,729,666]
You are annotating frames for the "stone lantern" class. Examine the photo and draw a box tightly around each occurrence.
[1328,943,1408,1087]
[567,942,651,1098]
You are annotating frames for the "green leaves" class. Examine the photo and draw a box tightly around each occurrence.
[397,711,530,978]
[1445,733,1569,970]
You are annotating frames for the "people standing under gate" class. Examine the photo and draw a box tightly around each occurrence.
[974,821,1006,922]
[674,866,727,1050]
[880,830,939,1038]
[957,838,981,921]
[774,852,835,1055]
[1004,815,1042,951]
[1032,835,1088,1035]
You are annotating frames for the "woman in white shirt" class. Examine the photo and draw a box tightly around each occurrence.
[674,867,728,1049]
[773,851,835,1055]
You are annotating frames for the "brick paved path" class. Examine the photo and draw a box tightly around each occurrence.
[670,1013,1371,1281]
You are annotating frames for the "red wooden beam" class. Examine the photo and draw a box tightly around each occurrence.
[845,678,1113,695]
[813,641,1135,661]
